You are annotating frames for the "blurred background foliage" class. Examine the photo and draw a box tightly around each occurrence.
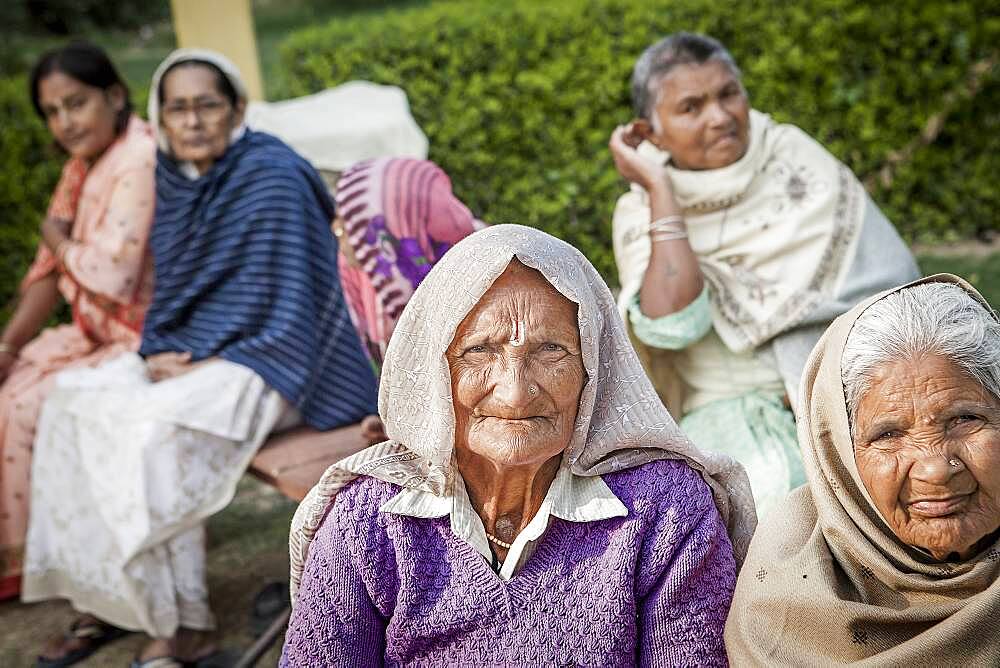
[280,0,999,281]
[1,0,998,316]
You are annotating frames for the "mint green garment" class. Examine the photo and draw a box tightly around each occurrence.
[628,289,805,517]
[627,285,712,350]
[679,391,804,518]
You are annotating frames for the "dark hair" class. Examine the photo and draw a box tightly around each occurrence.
[157,59,240,109]
[30,41,133,135]
[631,32,741,120]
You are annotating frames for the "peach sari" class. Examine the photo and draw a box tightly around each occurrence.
[0,116,155,598]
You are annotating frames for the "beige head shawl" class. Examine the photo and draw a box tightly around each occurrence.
[725,273,1000,666]
[289,224,756,601]
[148,48,248,155]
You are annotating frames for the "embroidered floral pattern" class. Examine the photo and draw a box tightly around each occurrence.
[771,162,830,213]
[365,214,452,290]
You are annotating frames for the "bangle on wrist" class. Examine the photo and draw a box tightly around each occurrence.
[648,215,688,242]
[651,230,688,243]
[0,342,19,357]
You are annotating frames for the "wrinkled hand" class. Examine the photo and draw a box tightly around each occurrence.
[608,123,669,193]
[146,351,194,382]
[40,216,72,253]
[360,414,388,446]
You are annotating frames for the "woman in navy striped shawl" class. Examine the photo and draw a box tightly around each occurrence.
[24,49,376,667]
[142,71,378,430]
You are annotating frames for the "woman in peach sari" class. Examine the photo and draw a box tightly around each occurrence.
[0,43,155,600]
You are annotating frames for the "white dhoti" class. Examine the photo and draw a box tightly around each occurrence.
[22,353,291,637]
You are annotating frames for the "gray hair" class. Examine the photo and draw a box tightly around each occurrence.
[630,32,741,121]
[841,282,1000,432]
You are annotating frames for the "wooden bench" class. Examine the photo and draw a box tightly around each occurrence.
[248,422,367,502]
[236,422,368,666]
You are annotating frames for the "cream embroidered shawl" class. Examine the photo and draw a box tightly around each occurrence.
[288,225,756,601]
[613,110,919,414]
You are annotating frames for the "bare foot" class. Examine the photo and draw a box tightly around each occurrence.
[138,628,217,664]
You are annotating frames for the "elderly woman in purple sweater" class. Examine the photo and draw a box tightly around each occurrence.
[281,225,756,666]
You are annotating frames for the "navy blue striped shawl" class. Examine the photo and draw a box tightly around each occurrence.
[140,130,378,429]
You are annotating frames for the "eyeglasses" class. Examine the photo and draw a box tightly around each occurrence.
[161,98,231,126]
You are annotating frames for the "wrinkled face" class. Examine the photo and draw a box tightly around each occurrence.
[37,71,123,160]
[853,353,1000,561]
[159,64,243,170]
[447,261,587,468]
[643,60,750,170]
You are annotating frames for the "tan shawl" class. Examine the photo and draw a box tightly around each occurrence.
[724,273,1000,666]
[288,224,756,601]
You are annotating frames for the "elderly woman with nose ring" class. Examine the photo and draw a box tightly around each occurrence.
[280,225,756,666]
[726,274,1000,665]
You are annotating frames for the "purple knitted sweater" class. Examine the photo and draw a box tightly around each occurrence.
[281,459,736,667]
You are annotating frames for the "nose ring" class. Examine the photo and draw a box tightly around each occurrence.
[949,458,962,468]
[528,385,538,395]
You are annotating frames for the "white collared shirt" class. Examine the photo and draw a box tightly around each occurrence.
[380,465,628,581]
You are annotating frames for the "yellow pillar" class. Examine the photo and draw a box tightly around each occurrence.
[169,0,265,101]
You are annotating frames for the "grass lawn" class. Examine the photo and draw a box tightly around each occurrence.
[0,477,296,666]
[917,250,1000,307]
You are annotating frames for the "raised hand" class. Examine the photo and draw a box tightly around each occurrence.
[608,123,669,193]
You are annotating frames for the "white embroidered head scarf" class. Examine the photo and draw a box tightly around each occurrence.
[148,48,248,157]
[289,224,756,601]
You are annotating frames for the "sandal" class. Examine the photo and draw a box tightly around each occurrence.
[36,616,129,667]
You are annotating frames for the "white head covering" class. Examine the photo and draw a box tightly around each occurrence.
[148,48,248,155]
[288,224,757,601]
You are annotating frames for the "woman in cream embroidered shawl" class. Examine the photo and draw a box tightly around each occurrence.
[282,225,756,665]
[609,32,919,516]
[725,274,1000,665]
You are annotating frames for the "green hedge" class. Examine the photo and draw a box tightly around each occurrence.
[0,75,62,311]
[279,0,1000,282]
[1,0,997,313]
